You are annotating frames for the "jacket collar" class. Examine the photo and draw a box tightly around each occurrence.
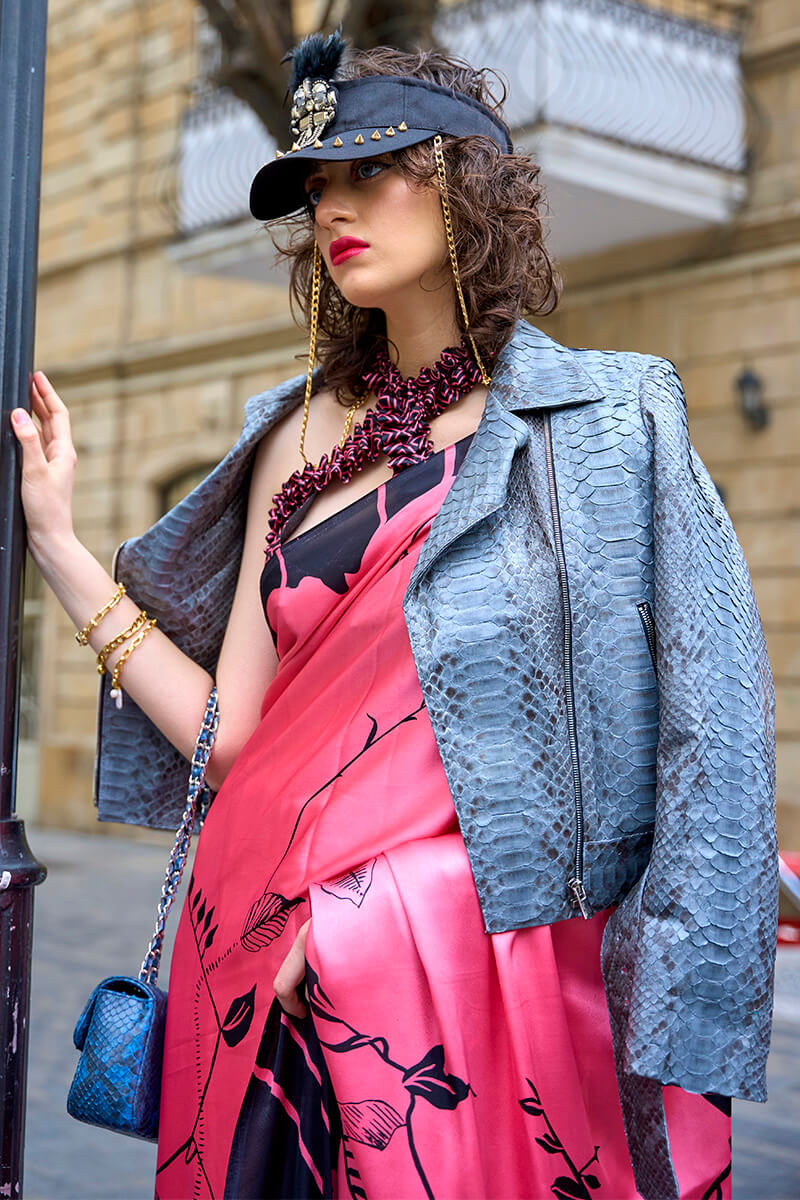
[404,320,604,590]
[490,318,605,412]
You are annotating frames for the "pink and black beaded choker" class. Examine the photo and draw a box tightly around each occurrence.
[264,338,484,560]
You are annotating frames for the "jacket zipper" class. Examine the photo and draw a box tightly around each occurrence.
[636,601,658,673]
[543,414,591,919]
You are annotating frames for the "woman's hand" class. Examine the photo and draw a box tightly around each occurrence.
[11,371,78,558]
[273,918,312,1018]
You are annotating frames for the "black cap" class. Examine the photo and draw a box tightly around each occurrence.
[249,74,513,222]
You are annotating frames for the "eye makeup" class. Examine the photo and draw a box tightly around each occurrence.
[303,155,395,209]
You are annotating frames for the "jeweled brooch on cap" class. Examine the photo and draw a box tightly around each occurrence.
[284,30,346,150]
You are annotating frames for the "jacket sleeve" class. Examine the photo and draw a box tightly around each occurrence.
[601,356,777,1127]
[93,435,253,830]
[92,370,310,830]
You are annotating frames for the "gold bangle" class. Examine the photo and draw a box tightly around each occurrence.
[96,611,150,675]
[75,583,126,646]
[109,619,157,709]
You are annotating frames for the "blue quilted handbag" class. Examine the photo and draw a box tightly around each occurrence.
[67,687,218,1140]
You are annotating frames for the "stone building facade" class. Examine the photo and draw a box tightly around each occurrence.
[23,0,800,846]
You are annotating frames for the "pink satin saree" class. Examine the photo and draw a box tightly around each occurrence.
[156,435,731,1200]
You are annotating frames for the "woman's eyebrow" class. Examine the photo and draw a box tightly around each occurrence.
[303,163,327,191]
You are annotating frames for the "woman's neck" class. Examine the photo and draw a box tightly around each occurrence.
[383,305,462,380]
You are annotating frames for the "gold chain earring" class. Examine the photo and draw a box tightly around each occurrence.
[299,241,366,467]
[433,134,492,388]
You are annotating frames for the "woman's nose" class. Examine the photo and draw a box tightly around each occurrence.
[314,181,356,229]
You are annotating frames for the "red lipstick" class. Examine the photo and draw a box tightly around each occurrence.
[330,236,369,266]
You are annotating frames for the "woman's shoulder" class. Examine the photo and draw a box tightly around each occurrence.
[565,344,687,424]
[568,343,670,388]
[246,379,359,511]
[247,376,347,450]
[242,368,308,432]
[511,319,677,409]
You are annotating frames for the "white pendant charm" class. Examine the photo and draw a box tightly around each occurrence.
[110,687,124,710]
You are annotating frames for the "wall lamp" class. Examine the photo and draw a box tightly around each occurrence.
[735,368,769,431]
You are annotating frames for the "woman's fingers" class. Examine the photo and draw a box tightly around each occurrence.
[273,918,312,1018]
[32,371,65,416]
[11,407,48,470]
[10,372,78,550]
[31,372,74,461]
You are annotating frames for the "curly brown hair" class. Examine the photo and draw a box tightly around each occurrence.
[269,46,561,404]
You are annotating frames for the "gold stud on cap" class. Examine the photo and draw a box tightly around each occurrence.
[275,149,284,158]
[333,136,343,147]
[385,126,395,136]
[291,142,300,152]
[354,133,364,145]
[371,129,381,140]
[398,121,407,132]
[313,137,324,149]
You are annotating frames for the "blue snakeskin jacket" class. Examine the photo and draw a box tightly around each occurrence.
[93,319,777,1198]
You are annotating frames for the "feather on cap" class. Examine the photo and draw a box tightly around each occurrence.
[284,30,347,92]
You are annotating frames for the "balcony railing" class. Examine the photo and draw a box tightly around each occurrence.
[440,0,746,171]
[178,90,272,238]
[173,0,750,259]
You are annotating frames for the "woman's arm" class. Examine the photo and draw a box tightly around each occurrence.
[208,425,286,785]
[12,371,283,793]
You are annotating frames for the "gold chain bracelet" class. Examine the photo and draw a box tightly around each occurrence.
[75,583,126,646]
[96,611,150,675]
[109,618,157,709]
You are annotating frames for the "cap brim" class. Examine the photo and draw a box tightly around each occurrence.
[249,127,434,222]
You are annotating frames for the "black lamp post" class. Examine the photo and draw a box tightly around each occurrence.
[0,1,49,1193]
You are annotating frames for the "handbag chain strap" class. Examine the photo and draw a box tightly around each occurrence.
[139,685,219,986]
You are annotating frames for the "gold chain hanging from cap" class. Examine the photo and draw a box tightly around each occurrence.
[433,134,492,388]
[299,241,365,466]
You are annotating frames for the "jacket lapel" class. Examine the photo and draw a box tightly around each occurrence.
[491,318,605,413]
[407,394,530,589]
[406,320,605,589]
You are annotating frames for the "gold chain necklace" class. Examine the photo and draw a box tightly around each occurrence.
[299,242,365,467]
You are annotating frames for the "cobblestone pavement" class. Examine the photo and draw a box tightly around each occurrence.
[22,827,800,1199]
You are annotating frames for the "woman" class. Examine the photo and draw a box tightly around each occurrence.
[13,34,775,1200]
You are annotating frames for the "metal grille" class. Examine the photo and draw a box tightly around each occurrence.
[437,0,745,169]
